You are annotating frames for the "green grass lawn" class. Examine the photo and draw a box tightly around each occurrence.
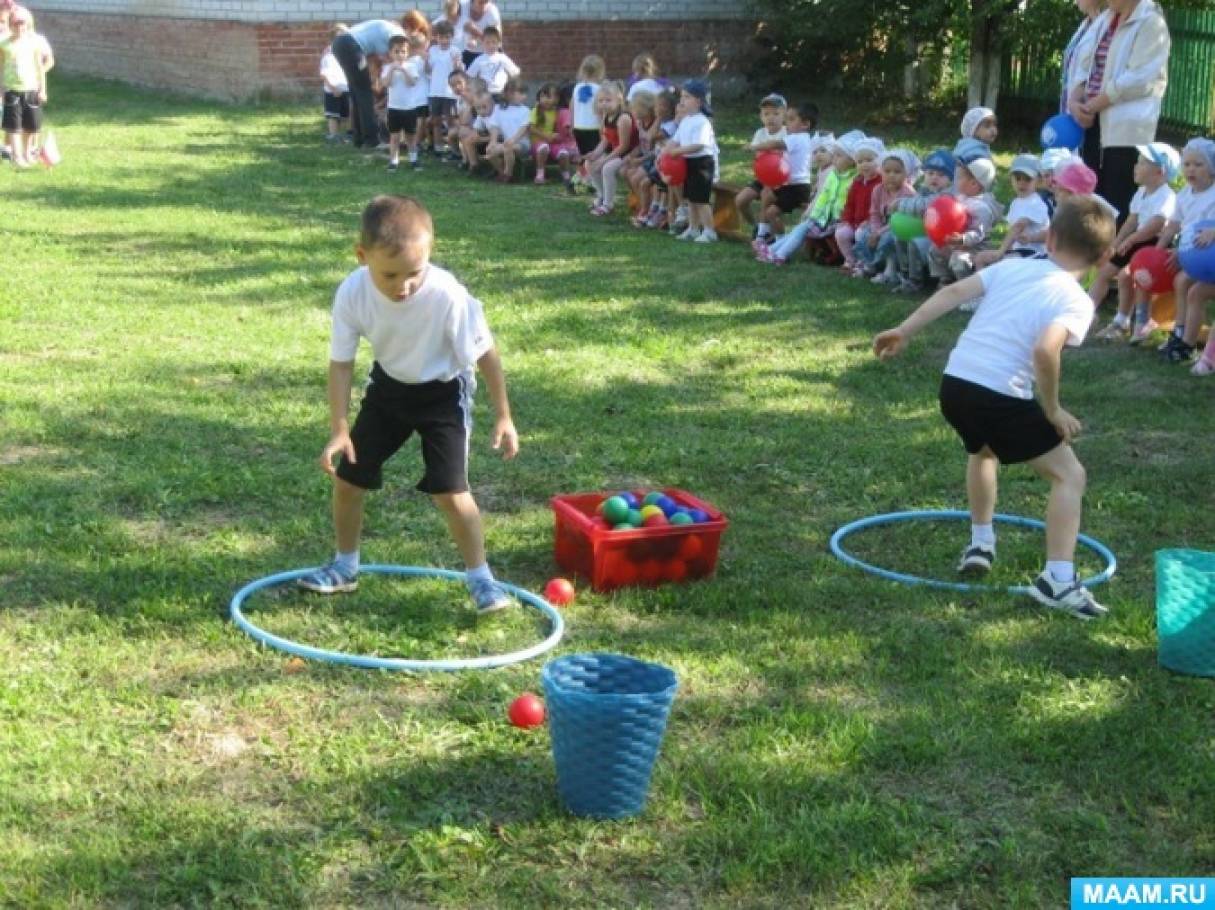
[2,78,1213,909]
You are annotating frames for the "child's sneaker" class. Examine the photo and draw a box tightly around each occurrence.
[534,172,547,185]
[1164,339,1195,364]
[1128,318,1158,345]
[1157,333,1180,353]
[468,577,513,614]
[694,229,719,243]
[676,226,701,241]
[1095,320,1130,341]
[387,160,400,172]
[891,279,923,295]
[956,545,995,576]
[1027,573,1108,620]
[1191,357,1215,376]
[297,561,358,595]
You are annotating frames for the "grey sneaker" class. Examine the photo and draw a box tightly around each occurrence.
[1027,572,1108,620]
[957,545,995,576]
[468,577,513,614]
[297,561,358,594]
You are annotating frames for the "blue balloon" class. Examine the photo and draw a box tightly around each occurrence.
[1179,219,1215,284]
[1040,113,1084,151]
[620,492,640,509]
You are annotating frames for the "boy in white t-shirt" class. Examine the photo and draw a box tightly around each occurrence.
[974,154,1051,270]
[734,93,788,239]
[1093,142,1179,339]
[426,19,463,157]
[484,78,530,183]
[320,25,350,143]
[464,27,518,98]
[665,79,720,243]
[298,195,520,614]
[873,198,1117,619]
[379,34,429,172]
[752,100,819,240]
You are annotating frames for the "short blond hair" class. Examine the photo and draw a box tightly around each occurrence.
[578,54,606,82]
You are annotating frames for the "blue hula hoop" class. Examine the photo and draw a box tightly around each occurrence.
[229,564,565,672]
[829,510,1117,594]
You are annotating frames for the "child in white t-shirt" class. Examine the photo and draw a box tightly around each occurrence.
[426,19,463,157]
[974,154,1051,270]
[665,79,719,243]
[464,27,518,98]
[735,93,788,238]
[1093,142,1179,339]
[484,78,531,183]
[320,25,350,143]
[458,90,495,173]
[571,55,605,185]
[298,195,520,615]
[752,100,819,240]
[380,34,429,172]
[873,198,1116,619]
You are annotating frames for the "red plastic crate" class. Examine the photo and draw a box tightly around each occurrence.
[550,488,729,591]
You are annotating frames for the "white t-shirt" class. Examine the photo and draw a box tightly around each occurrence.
[781,131,813,186]
[749,126,786,148]
[626,77,663,101]
[320,49,347,94]
[572,81,600,131]
[944,258,1094,399]
[460,1,502,54]
[1129,182,1176,226]
[1173,183,1215,230]
[674,112,716,160]
[490,103,530,142]
[465,50,518,94]
[331,265,493,384]
[1006,193,1051,253]
[427,45,461,99]
[386,58,427,111]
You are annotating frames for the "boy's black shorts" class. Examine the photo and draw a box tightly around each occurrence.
[429,97,456,118]
[323,92,349,119]
[337,363,473,494]
[773,182,812,214]
[683,154,715,204]
[387,106,424,134]
[2,91,42,134]
[573,128,599,156]
[1110,238,1155,269]
[938,374,1062,465]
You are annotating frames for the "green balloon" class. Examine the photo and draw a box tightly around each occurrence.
[889,212,925,241]
[670,512,694,525]
[627,509,643,527]
[603,496,630,524]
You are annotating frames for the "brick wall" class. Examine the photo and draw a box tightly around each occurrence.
[37,11,755,101]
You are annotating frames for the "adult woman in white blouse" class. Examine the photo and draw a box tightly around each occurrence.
[458,0,502,69]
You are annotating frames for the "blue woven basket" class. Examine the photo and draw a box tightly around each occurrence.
[542,653,679,819]
[1157,549,1215,677]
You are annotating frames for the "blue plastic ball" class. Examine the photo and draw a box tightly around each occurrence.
[620,492,640,509]
[1179,219,1215,284]
[688,508,710,523]
[1040,113,1084,151]
[655,495,677,515]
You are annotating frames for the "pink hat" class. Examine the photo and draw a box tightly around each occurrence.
[9,5,32,24]
[1055,159,1098,195]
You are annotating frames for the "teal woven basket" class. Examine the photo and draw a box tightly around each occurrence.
[1157,549,1215,677]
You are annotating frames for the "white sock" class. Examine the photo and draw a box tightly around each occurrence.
[757,223,771,238]
[333,550,360,575]
[1046,560,1075,583]
[409,149,418,162]
[466,563,493,585]
[971,523,996,550]
[1112,312,1129,327]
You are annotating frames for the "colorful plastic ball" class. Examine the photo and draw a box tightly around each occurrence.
[665,559,688,583]
[924,196,969,247]
[670,511,694,526]
[602,495,630,525]
[679,535,704,560]
[655,494,677,513]
[642,513,669,528]
[754,149,791,189]
[889,212,925,241]
[620,492,640,509]
[613,522,634,531]
[642,491,664,506]
[627,508,643,527]
[1040,113,1084,151]
[640,504,664,520]
[1179,219,1215,284]
[658,153,687,186]
[638,559,665,585]
[1129,245,1177,293]
[688,508,710,523]
[544,577,575,606]
[508,693,546,728]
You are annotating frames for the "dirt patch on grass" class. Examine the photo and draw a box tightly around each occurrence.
[0,444,63,466]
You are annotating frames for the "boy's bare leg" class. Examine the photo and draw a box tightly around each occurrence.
[432,492,486,568]
[333,477,367,554]
[966,447,999,526]
[1027,444,1085,563]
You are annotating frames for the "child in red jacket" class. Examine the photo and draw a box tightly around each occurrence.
[835,137,885,273]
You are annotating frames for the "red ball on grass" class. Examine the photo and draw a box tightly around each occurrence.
[544,577,576,606]
[508,693,546,728]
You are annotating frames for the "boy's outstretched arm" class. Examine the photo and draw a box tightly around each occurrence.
[873,274,984,360]
[320,359,357,476]
[1032,323,1081,443]
[476,346,518,459]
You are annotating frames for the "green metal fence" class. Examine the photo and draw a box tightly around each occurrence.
[1001,7,1215,135]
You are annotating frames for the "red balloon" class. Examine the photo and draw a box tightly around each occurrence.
[544,577,575,606]
[754,150,791,189]
[924,196,969,247]
[508,693,546,728]
[1129,246,1177,294]
[658,153,687,186]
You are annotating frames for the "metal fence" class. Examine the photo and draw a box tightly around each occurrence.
[1001,7,1215,135]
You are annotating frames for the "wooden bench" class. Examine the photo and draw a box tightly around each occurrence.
[711,181,746,240]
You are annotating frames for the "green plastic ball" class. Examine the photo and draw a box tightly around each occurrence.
[602,496,630,525]
[627,509,643,527]
[642,491,664,506]
[670,512,694,525]
[613,522,634,531]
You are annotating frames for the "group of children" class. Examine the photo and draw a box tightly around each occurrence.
[0,1,53,169]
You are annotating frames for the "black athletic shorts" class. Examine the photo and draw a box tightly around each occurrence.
[938,374,1062,465]
[2,91,41,134]
[387,107,423,135]
[337,363,473,494]
[323,92,349,119]
[573,128,599,156]
[1110,238,1154,270]
[683,154,715,204]
[429,97,457,118]
[773,182,812,214]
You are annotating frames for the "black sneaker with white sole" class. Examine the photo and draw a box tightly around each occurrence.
[1027,572,1108,620]
[957,545,995,575]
